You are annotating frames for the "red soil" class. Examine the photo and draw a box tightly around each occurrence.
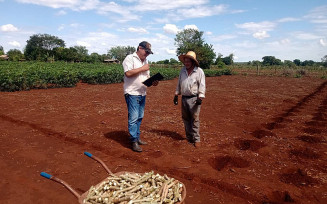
[1,75,326,204]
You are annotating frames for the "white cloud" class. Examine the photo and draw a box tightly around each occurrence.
[56,10,67,16]
[9,41,21,47]
[133,0,208,11]
[165,48,176,55]
[58,24,65,31]
[70,23,82,28]
[154,33,170,42]
[0,24,18,32]
[97,1,123,14]
[76,41,91,48]
[236,21,276,39]
[162,4,230,22]
[65,31,118,53]
[184,25,198,30]
[17,0,79,9]
[205,31,213,35]
[78,0,100,11]
[253,31,270,39]
[234,41,258,49]
[177,5,227,18]
[127,27,148,34]
[163,24,179,34]
[16,0,136,22]
[16,0,100,10]
[236,21,276,32]
[88,31,117,39]
[277,17,301,23]
[97,1,139,22]
[305,5,327,24]
[293,32,321,40]
[320,39,327,47]
[211,34,237,42]
[233,55,239,60]
[99,23,115,29]
[266,39,291,47]
[280,38,290,45]
[154,17,170,24]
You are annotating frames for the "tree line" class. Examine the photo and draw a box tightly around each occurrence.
[1,30,327,68]
[0,34,136,63]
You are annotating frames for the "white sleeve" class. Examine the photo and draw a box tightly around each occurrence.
[198,69,206,98]
[122,55,133,73]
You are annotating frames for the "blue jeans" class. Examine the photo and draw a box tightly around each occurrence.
[125,94,146,143]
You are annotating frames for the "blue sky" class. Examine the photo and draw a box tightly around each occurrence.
[0,0,327,62]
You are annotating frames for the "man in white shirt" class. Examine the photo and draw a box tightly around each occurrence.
[174,51,206,147]
[123,41,158,152]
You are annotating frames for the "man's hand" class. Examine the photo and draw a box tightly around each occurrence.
[174,95,178,105]
[125,64,150,77]
[152,80,159,86]
[195,97,202,105]
[142,64,150,72]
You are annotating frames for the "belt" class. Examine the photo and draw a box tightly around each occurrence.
[182,95,197,98]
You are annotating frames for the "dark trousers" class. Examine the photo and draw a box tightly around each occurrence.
[181,96,201,142]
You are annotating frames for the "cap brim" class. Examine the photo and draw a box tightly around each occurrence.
[146,49,153,54]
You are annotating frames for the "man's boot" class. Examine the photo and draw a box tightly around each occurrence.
[138,139,147,145]
[132,142,142,152]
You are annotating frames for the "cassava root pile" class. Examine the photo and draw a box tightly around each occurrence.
[83,171,184,204]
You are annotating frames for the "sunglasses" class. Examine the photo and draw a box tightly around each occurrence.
[140,47,151,54]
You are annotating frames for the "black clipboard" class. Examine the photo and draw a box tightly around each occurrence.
[142,73,164,87]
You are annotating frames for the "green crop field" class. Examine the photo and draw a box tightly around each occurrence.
[0,61,231,92]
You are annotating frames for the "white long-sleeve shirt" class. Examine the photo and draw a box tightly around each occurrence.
[175,66,206,98]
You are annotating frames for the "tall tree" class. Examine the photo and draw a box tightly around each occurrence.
[169,58,179,64]
[7,49,24,61]
[195,43,216,69]
[54,47,78,62]
[301,60,315,66]
[322,55,327,67]
[88,52,101,63]
[175,29,215,69]
[214,53,223,65]
[175,29,204,55]
[25,34,65,61]
[108,46,135,63]
[73,45,88,62]
[0,45,4,55]
[293,59,301,66]
[222,54,234,65]
[284,60,296,68]
[262,56,282,66]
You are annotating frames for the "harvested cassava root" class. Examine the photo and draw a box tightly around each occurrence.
[83,171,184,204]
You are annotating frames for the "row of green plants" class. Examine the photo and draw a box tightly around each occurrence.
[229,63,327,79]
[0,61,231,92]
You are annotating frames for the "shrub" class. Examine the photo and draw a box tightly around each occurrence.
[296,69,307,76]
[282,69,294,77]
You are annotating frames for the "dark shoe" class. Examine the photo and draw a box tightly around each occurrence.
[138,140,147,145]
[132,142,142,152]
[194,142,201,148]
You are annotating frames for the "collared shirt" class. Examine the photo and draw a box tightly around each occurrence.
[123,52,150,96]
[175,66,206,98]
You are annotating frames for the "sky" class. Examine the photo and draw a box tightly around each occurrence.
[0,0,327,62]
